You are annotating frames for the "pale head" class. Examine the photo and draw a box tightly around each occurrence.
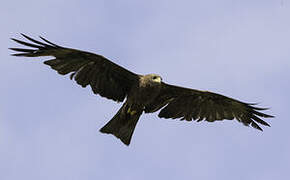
[140,74,162,87]
[146,74,162,83]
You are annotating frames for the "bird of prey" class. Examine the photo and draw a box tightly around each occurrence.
[10,34,273,145]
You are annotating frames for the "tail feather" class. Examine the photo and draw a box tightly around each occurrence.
[100,104,142,145]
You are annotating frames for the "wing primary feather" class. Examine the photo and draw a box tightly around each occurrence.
[9,48,35,53]
[39,36,61,47]
[11,52,34,57]
[250,121,263,131]
[21,34,51,47]
[248,106,269,111]
[10,38,43,49]
[251,109,274,118]
[251,115,271,127]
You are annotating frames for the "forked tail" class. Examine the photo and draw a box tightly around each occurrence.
[100,103,142,145]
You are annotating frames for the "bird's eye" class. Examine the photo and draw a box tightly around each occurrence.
[153,76,157,80]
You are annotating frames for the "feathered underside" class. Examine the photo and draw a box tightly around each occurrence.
[10,34,139,102]
[145,83,273,131]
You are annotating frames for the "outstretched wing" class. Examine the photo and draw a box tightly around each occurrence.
[145,82,273,131]
[10,34,140,102]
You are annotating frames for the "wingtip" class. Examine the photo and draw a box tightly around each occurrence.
[10,53,27,56]
[11,34,28,41]
[262,121,271,127]
[9,47,15,55]
[261,113,274,118]
[20,33,32,40]
[267,114,275,118]
[39,35,48,42]
[39,35,61,47]
[10,38,18,42]
[255,124,263,131]
[248,104,269,110]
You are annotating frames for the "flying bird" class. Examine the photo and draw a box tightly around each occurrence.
[10,34,274,145]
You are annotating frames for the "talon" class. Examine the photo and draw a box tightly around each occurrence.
[127,107,137,115]
[130,111,137,115]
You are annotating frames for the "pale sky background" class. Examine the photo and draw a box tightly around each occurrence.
[1,0,290,180]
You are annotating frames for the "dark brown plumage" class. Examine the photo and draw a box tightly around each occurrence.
[10,34,274,145]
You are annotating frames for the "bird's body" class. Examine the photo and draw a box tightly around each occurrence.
[11,34,274,145]
[132,74,162,105]
[101,74,163,145]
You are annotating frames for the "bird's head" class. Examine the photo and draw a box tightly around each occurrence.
[148,74,162,83]
[140,74,162,87]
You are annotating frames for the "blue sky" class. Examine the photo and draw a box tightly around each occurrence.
[1,0,290,179]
